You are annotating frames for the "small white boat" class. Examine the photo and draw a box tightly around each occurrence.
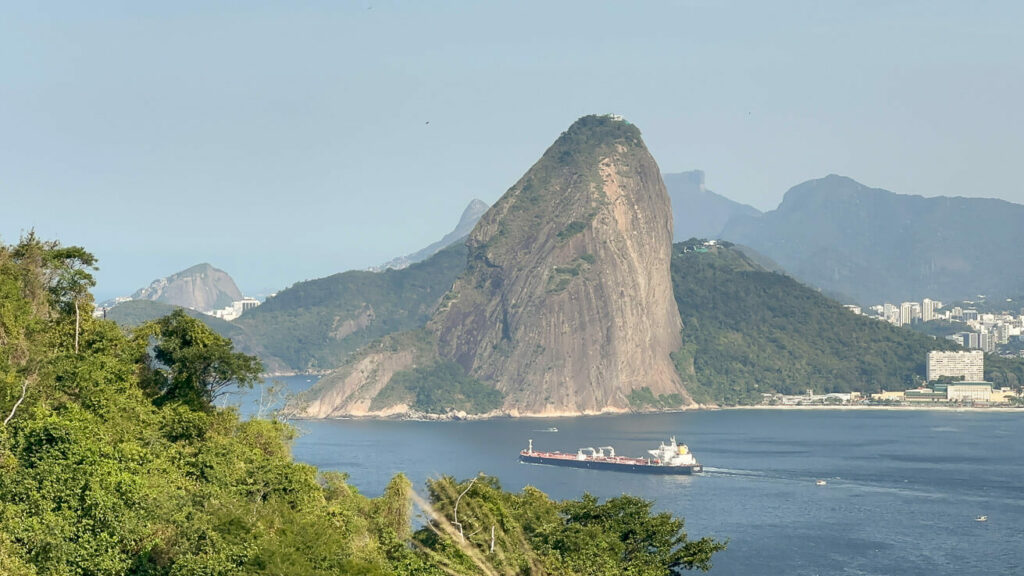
[815,479,827,486]
[975,515,988,522]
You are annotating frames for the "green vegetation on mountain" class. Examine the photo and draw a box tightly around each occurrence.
[0,234,724,574]
[234,243,468,372]
[984,355,1024,389]
[106,298,243,338]
[671,240,964,405]
[627,387,687,411]
[371,360,502,414]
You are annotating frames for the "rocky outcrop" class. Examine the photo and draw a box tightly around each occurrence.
[131,263,243,312]
[297,115,693,418]
[296,331,435,418]
[431,115,689,414]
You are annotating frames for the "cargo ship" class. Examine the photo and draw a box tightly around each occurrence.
[519,437,702,475]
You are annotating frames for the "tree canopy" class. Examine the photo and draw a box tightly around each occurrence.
[1,234,725,575]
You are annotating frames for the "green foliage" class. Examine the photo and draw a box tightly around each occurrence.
[985,354,1024,389]
[1,235,724,576]
[136,309,263,411]
[372,360,503,414]
[418,476,726,575]
[627,387,687,411]
[557,220,589,241]
[106,299,243,338]
[671,243,961,404]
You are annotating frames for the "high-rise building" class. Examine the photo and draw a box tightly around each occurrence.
[884,303,898,325]
[980,333,995,353]
[900,302,915,326]
[922,298,940,322]
[927,350,984,382]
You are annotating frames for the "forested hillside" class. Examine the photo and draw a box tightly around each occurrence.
[671,240,963,404]
[0,234,724,574]
[233,243,468,372]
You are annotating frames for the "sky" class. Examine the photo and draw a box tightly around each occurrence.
[3,1,1022,300]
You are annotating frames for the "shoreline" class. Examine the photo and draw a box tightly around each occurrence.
[288,403,1024,422]
[719,404,1024,413]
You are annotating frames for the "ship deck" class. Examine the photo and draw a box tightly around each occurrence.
[520,450,657,465]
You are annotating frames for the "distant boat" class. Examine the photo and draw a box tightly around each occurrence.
[533,427,558,432]
[816,479,827,486]
[975,515,988,522]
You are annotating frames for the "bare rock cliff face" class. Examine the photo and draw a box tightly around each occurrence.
[295,330,437,418]
[432,115,689,414]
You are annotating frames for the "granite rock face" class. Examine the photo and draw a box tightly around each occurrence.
[432,115,690,414]
[298,115,693,417]
[131,263,243,312]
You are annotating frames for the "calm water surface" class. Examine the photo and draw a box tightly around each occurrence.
[226,377,1024,576]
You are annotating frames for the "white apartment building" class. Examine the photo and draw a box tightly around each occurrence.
[927,350,984,382]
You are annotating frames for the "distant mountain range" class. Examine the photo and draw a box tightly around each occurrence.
[373,199,488,271]
[663,170,760,241]
[101,149,1024,413]
[720,175,1024,305]
[128,263,242,311]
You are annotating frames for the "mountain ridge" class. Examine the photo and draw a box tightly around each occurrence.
[374,199,488,271]
[663,170,760,241]
[720,175,1024,304]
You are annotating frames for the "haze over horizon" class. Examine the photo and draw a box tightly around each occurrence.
[3,1,1022,300]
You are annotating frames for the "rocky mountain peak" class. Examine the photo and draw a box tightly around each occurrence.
[432,114,689,414]
[131,263,242,312]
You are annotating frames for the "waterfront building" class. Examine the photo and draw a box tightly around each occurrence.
[946,383,992,403]
[926,350,984,382]
[870,390,906,402]
[905,388,946,402]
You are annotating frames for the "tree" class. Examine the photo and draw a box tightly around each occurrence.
[137,309,262,410]
[10,232,97,353]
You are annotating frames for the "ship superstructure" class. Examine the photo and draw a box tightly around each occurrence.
[519,437,702,475]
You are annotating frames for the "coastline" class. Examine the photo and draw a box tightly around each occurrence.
[288,403,1024,422]
[719,404,1024,413]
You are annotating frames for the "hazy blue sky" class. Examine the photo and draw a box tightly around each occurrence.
[3,1,1022,300]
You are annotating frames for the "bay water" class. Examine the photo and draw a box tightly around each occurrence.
[225,377,1023,575]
